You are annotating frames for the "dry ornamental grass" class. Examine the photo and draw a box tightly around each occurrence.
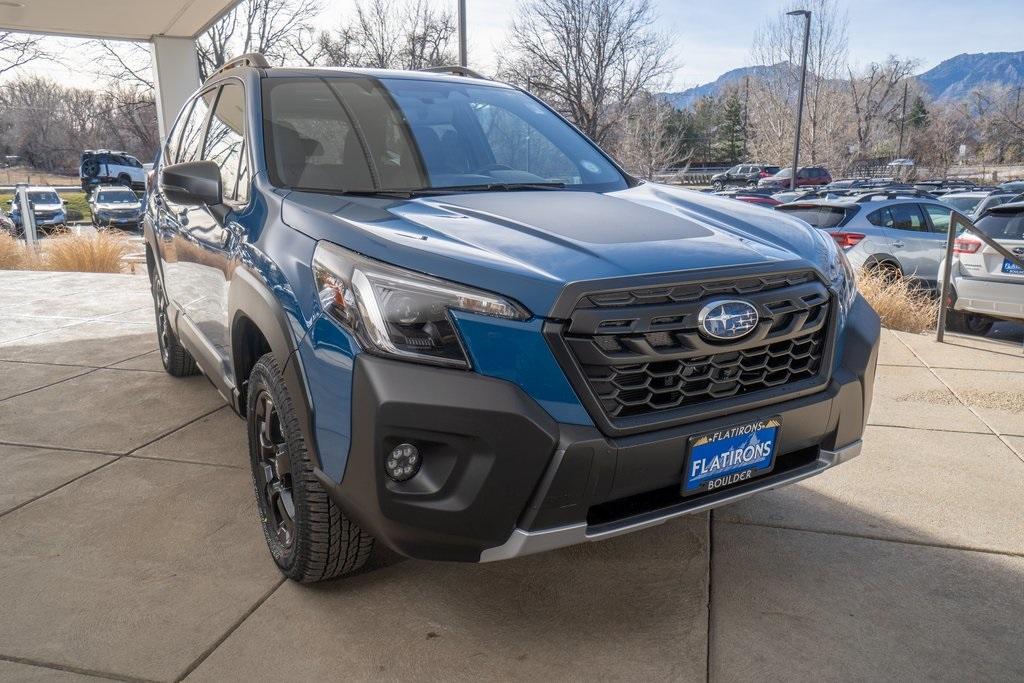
[0,230,128,274]
[856,267,938,333]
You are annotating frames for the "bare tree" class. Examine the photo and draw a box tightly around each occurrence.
[317,0,456,70]
[197,0,322,78]
[90,40,154,90]
[0,32,48,78]
[749,0,848,166]
[498,0,674,146]
[611,92,683,179]
[847,55,916,157]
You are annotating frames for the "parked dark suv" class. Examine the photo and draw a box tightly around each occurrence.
[146,54,878,583]
[759,166,832,191]
[711,164,780,190]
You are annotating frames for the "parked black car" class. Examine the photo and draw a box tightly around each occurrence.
[711,164,780,190]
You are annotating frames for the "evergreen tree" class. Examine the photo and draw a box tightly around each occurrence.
[714,93,745,163]
[908,95,929,129]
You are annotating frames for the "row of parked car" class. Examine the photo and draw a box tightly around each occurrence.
[711,175,1024,336]
[1,183,145,236]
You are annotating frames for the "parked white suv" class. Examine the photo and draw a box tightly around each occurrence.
[80,150,146,191]
[940,202,1024,335]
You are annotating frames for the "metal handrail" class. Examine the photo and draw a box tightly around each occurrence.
[936,210,1024,342]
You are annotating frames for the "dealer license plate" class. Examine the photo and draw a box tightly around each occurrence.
[1001,258,1024,275]
[683,417,781,495]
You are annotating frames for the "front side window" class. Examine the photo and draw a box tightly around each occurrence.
[922,204,952,233]
[262,76,626,194]
[178,89,217,164]
[204,82,247,204]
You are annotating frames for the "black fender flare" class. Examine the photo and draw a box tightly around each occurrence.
[228,266,322,469]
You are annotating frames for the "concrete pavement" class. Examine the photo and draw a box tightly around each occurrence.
[0,271,1022,682]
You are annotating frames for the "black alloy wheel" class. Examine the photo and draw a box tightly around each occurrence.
[252,390,296,552]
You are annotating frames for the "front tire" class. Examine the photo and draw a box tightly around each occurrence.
[247,353,374,583]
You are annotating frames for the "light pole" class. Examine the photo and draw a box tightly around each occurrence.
[458,0,468,67]
[787,9,811,191]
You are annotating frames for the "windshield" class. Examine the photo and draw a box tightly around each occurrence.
[943,195,983,213]
[97,191,137,204]
[772,168,792,179]
[262,76,627,194]
[27,191,60,205]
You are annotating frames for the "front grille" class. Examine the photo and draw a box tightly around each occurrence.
[549,270,834,433]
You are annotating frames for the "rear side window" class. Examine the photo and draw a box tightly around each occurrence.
[975,212,1024,240]
[204,82,248,204]
[763,166,780,175]
[884,203,928,232]
[776,205,852,228]
[867,208,887,226]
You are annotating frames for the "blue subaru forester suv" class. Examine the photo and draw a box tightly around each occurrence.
[146,54,879,582]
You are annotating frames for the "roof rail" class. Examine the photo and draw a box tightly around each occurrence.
[854,189,929,203]
[418,65,489,80]
[209,53,270,80]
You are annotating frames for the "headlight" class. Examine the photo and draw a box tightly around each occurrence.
[312,242,530,368]
[815,229,857,313]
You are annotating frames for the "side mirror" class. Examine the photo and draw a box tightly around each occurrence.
[160,160,222,207]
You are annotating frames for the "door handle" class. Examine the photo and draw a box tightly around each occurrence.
[892,241,905,248]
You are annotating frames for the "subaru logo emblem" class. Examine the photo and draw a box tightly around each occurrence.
[698,300,759,340]
[1013,247,1024,256]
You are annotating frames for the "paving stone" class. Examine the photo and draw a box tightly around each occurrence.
[868,365,988,432]
[0,444,113,515]
[187,516,710,682]
[0,360,94,400]
[0,660,101,682]
[0,369,224,453]
[896,330,1024,372]
[718,426,1024,555]
[0,458,282,681]
[133,406,247,468]
[709,522,1024,682]
[933,367,1024,437]
[876,328,922,366]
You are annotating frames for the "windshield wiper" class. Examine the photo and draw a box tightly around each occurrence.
[435,182,566,193]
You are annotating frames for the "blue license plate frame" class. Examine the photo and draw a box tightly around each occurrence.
[683,417,781,496]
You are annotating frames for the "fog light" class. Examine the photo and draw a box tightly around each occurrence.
[385,443,420,481]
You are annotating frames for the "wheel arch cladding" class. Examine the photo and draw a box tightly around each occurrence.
[228,266,322,469]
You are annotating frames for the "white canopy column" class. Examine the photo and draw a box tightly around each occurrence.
[151,36,202,140]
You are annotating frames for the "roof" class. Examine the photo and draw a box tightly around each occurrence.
[256,65,512,87]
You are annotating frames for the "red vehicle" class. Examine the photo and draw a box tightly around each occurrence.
[758,166,832,191]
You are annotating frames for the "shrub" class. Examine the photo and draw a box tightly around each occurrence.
[0,231,26,269]
[857,267,937,333]
[42,230,128,273]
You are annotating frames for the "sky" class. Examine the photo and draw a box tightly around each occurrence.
[8,0,1024,91]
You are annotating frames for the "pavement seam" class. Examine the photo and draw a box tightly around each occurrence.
[0,653,159,682]
[894,333,1024,464]
[705,510,714,683]
[174,577,287,682]
[717,519,1024,559]
[0,367,101,403]
[0,405,225,522]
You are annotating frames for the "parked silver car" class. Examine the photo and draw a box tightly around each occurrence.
[775,193,957,286]
[941,191,1018,219]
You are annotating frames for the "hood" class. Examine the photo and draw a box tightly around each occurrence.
[281,183,824,317]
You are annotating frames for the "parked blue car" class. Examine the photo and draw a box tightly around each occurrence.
[145,55,879,583]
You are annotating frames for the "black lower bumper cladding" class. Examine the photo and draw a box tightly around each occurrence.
[317,297,880,562]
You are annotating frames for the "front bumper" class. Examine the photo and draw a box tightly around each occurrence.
[318,297,880,562]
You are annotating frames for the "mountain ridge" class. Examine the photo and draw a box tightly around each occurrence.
[661,50,1024,109]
